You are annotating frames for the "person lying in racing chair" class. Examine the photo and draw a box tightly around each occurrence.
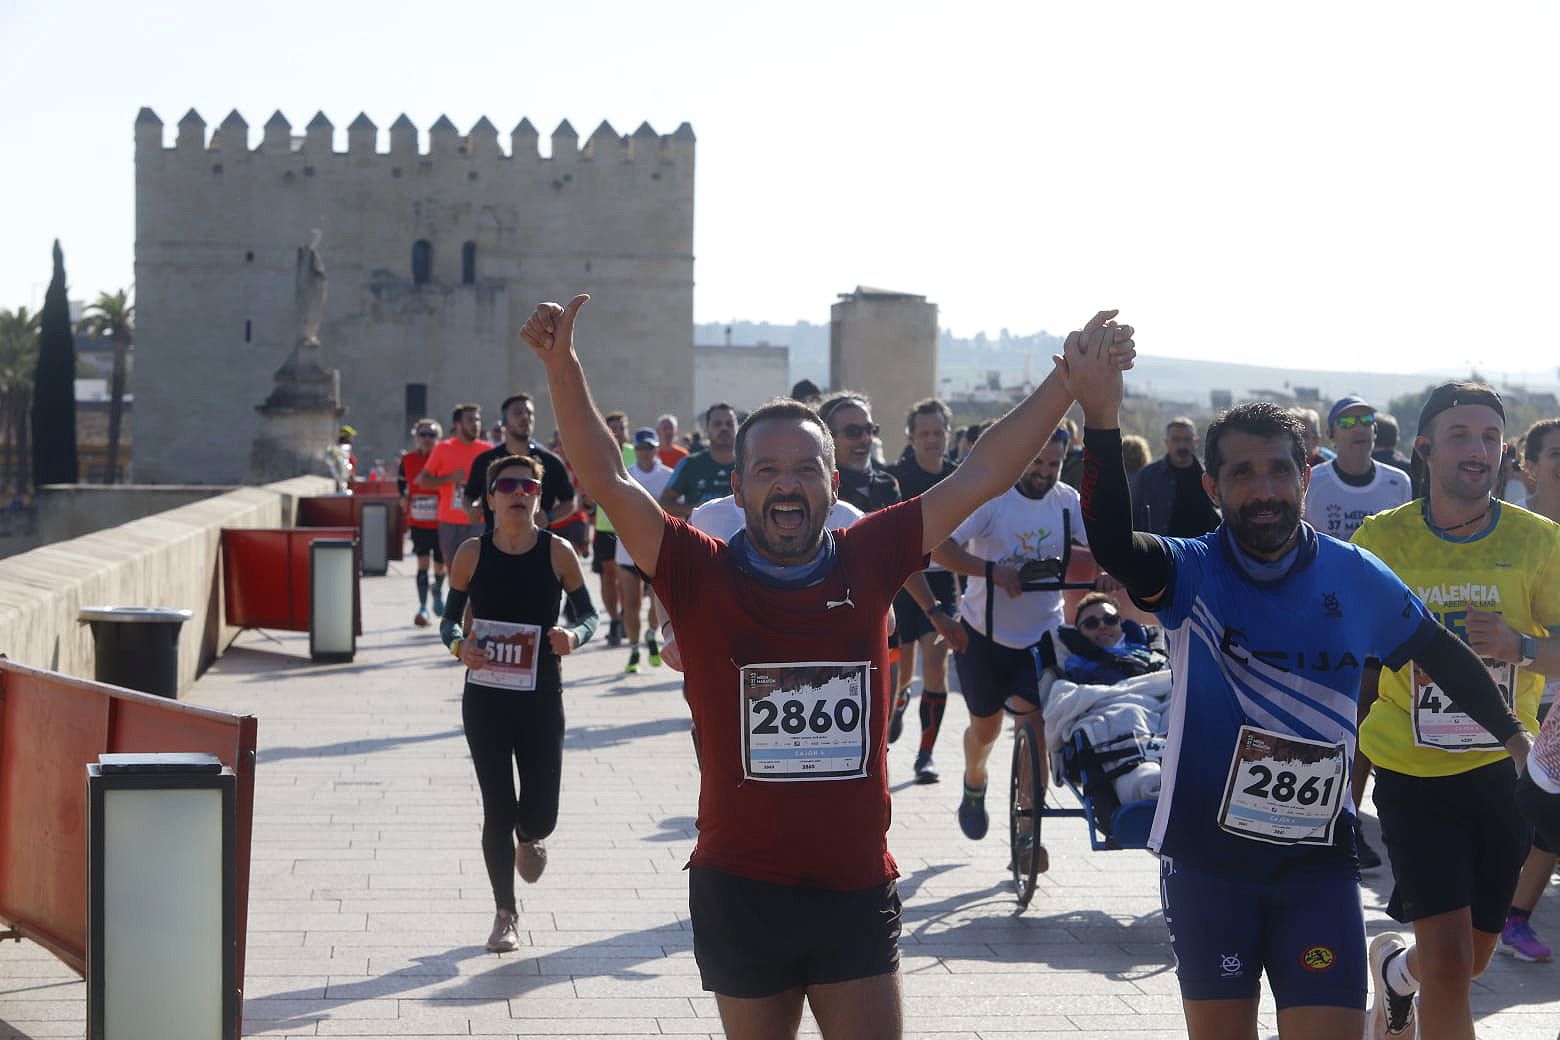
[1059,592,1168,687]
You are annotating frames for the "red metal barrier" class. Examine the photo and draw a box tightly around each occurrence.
[0,658,257,1017]
[299,493,404,563]
[221,527,362,634]
[352,478,400,497]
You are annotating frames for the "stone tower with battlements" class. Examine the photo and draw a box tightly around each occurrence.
[134,107,695,482]
[830,287,938,455]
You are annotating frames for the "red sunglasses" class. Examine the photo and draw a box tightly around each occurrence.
[491,476,542,496]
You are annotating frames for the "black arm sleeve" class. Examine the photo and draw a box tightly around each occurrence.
[1413,624,1524,745]
[397,455,408,497]
[565,584,599,647]
[440,587,470,648]
[1081,427,1172,601]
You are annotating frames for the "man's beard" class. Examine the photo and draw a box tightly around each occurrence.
[1435,460,1494,503]
[744,494,826,562]
[1227,498,1300,556]
[1019,474,1056,499]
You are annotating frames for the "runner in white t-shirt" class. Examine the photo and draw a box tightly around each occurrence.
[1304,396,1412,873]
[1302,396,1411,541]
[931,429,1093,861]
[618,429,675,673]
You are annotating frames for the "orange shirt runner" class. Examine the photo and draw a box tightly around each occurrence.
[421,436,492,525]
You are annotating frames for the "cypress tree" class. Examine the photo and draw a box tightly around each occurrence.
[32,240,78,485]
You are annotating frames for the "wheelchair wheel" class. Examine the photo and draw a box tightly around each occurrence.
[1008,720,1044,909]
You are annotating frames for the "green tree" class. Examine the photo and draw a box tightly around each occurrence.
[32,241,78,485]
[0,305,40,494]
[78,288,134,483]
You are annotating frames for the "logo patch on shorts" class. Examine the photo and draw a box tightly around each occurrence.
[1300,945,1336,972]
[1219,953,1243,978]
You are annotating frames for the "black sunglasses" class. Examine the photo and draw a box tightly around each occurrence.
[837,422,879,439]
[1079,610,1121,632]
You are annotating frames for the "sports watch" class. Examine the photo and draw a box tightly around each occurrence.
[1518,634,1538,668]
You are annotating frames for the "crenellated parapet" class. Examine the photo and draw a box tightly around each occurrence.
[133,107,695,162]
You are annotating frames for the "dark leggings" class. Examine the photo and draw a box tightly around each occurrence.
[462,684,565,912]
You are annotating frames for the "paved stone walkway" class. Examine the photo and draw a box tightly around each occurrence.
[4,558,1560,1038]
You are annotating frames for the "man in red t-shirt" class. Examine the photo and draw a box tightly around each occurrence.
[398,418,446,625]
[522,294,1134,1039]
[417,403,491,567]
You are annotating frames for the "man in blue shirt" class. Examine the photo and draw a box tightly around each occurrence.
[1062,322,1527,1040]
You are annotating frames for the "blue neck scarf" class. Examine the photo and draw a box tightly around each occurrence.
[729,528,837,589]
[1220,521,1317,585]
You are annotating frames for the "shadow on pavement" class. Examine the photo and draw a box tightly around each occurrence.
[568,716,690,750]
[245,923,698,1030]
[257,728,465,765]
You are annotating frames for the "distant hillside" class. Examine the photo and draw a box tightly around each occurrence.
[697,320,1559,411]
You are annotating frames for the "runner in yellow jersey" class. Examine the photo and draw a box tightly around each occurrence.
[1351,382,1557,1040]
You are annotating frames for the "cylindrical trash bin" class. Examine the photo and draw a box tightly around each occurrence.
[79,607,193,698]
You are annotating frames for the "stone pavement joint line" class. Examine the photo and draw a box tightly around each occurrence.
[3,559,1559,1038]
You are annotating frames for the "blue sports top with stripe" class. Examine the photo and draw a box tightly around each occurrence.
[1148,522,1437,874]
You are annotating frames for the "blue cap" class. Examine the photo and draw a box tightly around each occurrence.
[1327,395,1372,430]
[633,426,660,448]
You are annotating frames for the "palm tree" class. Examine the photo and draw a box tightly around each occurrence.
[78,289,134,483]
[0,306,41,495]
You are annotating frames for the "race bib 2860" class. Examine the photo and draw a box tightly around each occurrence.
[739,661,870,782]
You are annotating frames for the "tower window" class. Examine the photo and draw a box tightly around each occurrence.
[461,242,476,285]
[412,240,433,286]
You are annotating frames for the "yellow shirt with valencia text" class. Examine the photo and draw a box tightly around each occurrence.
[1353,500,1560,777]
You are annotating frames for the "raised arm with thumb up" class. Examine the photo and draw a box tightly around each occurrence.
[520,294,668,580]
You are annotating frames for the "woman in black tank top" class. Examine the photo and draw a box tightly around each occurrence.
[438,454,598,953]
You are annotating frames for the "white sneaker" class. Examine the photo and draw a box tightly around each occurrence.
[1367,931,1416,1039]
[485,909,519,953]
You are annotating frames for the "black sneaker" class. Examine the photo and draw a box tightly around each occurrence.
[914,750,940,784]
[606,619,623,648]
[1356,821,1383,870]
[888,691,910,744]
[957,781,988,839]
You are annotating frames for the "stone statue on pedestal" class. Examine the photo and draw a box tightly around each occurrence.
[246,230,349,484]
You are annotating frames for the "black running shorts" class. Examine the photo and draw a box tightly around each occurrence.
[409,526,441,562]
[952,619,1040,719]
[1372,759,1532,934]
[1516,772,1560,859]
[891,572,959,644]
[688,867,901,998]
[591,531,618,575]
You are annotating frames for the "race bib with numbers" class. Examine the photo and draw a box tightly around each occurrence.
[1217,726,1347,846]
[740,661,870,782]
[467,618,542,692]
[1411,658,1517,751]
[409,494,439,522]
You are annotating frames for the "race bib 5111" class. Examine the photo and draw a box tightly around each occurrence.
[467,618,542,692]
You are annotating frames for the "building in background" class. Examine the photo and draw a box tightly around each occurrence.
[692,336,789,416]
[830,287,937,456]
[133,107,695,482]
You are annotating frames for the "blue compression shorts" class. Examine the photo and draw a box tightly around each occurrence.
[1159,856,1366,1010]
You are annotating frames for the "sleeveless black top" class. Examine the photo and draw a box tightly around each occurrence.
[465,529,564,694]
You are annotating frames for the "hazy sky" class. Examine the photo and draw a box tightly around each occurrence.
[2,1,1556,375]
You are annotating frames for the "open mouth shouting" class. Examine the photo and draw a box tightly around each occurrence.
[768,498,809,535]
